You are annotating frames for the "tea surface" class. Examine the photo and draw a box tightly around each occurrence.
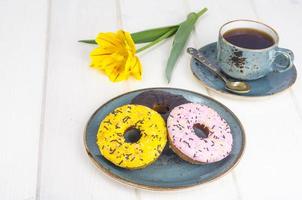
[223,28,275,49]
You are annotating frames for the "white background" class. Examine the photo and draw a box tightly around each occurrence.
[1,0,302,199]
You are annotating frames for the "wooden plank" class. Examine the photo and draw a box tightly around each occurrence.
[250,0,302,123]
[0,0,48,199]
[37,0,137,199]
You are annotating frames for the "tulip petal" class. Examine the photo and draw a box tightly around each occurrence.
[90,47,115,56]
[121,30,136,53]
[96,33,122,49]
[125,55,142,80]
[132,58,142,80]
[89,30,142,82]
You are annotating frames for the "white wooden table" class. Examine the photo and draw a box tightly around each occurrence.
[1,0,302,199]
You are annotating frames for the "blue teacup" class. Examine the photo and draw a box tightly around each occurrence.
[217,20,294,80]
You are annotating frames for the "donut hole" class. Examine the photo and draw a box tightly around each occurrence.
[153,104,170,114]
[124,127,142,143]
[193,123,210,139]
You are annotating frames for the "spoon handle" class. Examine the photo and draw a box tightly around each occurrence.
[187,47,228,83]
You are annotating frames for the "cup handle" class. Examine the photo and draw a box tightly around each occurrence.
[272,47,294,72]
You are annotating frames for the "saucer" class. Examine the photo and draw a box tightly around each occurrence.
[190,42,297,97]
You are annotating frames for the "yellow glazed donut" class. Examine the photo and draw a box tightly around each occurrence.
[97,104,167,169]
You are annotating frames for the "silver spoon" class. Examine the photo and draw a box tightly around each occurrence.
[187,47,251,94]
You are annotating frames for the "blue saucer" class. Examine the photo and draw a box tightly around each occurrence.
[84,88,245,190]
[191,42,297,97]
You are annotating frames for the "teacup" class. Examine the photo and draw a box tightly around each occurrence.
[217,19,294,80]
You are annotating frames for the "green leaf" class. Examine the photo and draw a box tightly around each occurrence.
[136,26,178,53]
[165,8,207,82]
[78,25,179,45]
[131,25,178,43]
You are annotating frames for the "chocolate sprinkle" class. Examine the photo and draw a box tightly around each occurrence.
[183,141,191,148]
[110,139,122,146]
[109,148,116,154]
[103,120,112,125]
[122,116,131,123]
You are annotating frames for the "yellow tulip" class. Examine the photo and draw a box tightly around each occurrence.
[90,30,142,82]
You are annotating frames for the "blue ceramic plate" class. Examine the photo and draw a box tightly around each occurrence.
[191,42,297,97]
[84,88,245,190]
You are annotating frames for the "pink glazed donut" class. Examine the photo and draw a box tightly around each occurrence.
[167,103,233,164]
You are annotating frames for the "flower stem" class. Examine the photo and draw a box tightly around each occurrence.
[136,27,178,53]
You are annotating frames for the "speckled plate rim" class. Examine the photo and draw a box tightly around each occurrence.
[84,87,246,191]
[190,43,297,98]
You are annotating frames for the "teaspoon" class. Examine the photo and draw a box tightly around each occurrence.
[187,47,251,94]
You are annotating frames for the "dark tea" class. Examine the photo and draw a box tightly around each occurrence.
[223,28,275,49]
